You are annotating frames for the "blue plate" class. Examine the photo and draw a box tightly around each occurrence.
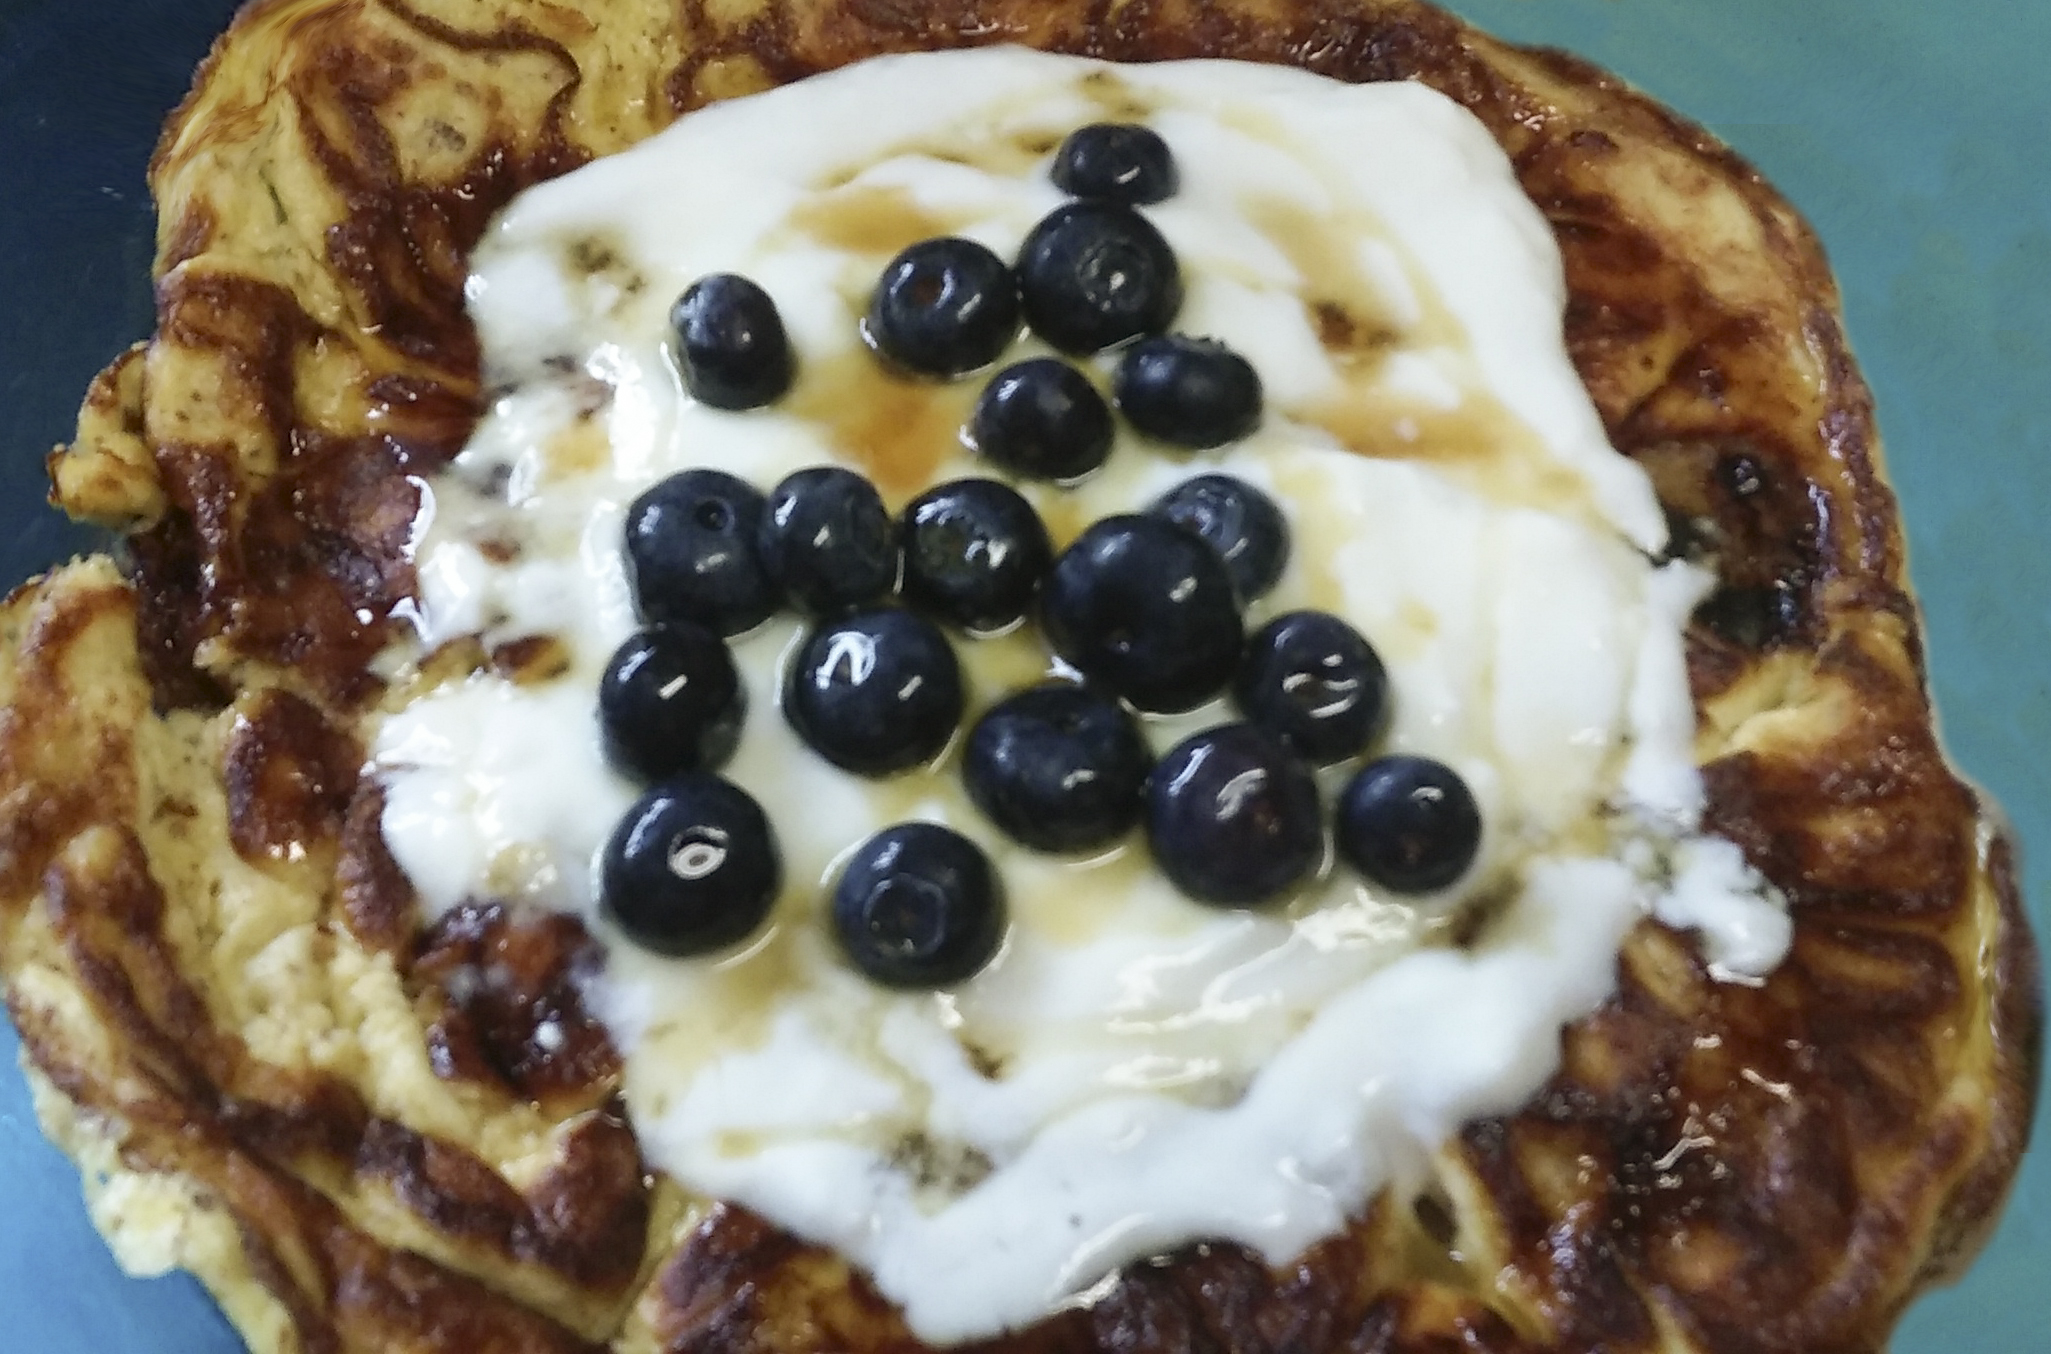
[2,1,2043,1348]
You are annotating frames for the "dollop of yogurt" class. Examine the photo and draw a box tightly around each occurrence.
[370,48,1791,1343]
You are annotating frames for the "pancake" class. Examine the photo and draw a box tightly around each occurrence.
[3,2,2038,1352]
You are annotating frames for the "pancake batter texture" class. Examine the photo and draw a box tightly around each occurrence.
[0,2,2037,1353]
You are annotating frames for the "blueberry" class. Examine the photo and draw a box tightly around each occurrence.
[1039,515,1243,714]
[968,359,1114,482]
[1147,473,1290,601]
[1050,123,1178,205]
[1114,335,1262,448]
[901,479,1054,634]
[1235,611,1388,765]
[1017,201,1182,355]
[625,469,778,635]
[758,466,898,616]
[865,237,1020,378]
[1146,724,1323,908]
[1123,336,1263,449]
[599,624,745,783]
[964,685,1152,853]
[784,608,964,775]
[670,273,794,410]
[832,823,1004,989]
[602,774,781,957]
[1336,756,1481,894]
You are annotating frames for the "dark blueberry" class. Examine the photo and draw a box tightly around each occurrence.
[1146,724,1323,908]
[599,624,745,783]
[968,359,1114,482]
[784,608,964,775]
[1336,756,1481,894]
[901,479,1053,633]
[625,469,778,635]
[1114,335,1262,448]
[964,685,1152,853]
[670,273,794,410]
[1234,611,1388,765]
[1050,122,1178,205]
[1039,514,1242,714]
[832,823,1004,989]
[1016,201,1182,355]
[602,774,781,957]
[865,237,1021,378]
[758,466,898,615]
[1147,474,1289,601]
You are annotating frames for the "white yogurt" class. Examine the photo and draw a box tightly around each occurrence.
[370,48,1789,1343]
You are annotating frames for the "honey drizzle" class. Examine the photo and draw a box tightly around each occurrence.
[784,351,977,499]
[1222,128,1605,529]
[785,182,948,258]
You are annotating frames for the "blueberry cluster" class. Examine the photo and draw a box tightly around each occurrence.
[596,122,1482,990]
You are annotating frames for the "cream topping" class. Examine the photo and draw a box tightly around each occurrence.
[370,48,1789,1343]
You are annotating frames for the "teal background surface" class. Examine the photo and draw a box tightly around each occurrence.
[1,1,2044,1348]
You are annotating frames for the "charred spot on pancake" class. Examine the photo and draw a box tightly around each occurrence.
[414,902,622,1106]
[1694,580,1806,650]
[223,687,362,863]
[1411,1188,1458,1247]
[1654,500,1717,567]
[337,780,418,952]
[356,1112,652,1292]
[120,509,232,712]
[489,633,573,683]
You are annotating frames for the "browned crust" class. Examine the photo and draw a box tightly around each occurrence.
[223,687,363,864]
[0,571,654,1346]
[2,0,2038,1351]
[411,903,624,1108]
[10,818,615,1354]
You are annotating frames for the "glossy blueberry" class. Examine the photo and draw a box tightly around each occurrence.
[599,624,745,783]
[968,359,1115,482]
[1050,122,1178,205]
[757,466,898,616]
[832,823,1004,989]
[964,684,1152,853]
[1336,756,1481,894]
[1235,611,1388,765]
[865,237,1021,378]
[1146,723,1323,908]
[784,608,964,775]
[625,469,778,635]
[670,273,794,410]
[1039,514,1243,714]
[601,774,781,957]
[1114,335,1262,448]
[901,478,1054,633]
[1147,473,1289,601]
[1016,201,1182,355]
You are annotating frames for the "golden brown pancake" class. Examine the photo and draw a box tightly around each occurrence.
[2,2,2037,1352]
